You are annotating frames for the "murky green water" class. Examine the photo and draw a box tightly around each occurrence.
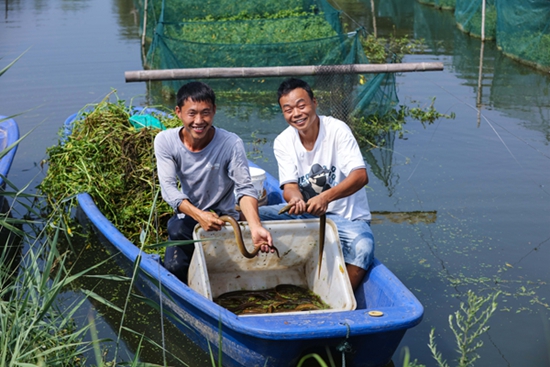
[1,0,549,366]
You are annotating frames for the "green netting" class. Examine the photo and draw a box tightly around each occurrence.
[133,0,398,120]
[455,0,496,40]
[496,0,550,71]
[416,0,456,11]
[376,0,415,31]
[413,1,456,54]
[145,1,344,71]
[417,0,550,72]
[134,0,342,44]
[149,32,364,75]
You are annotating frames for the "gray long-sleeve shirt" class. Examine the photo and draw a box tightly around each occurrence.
[154,126,256,220]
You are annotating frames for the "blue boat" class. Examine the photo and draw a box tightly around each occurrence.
[0,116,20,191]
[67,111,423,367]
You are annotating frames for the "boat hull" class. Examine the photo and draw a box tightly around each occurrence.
[77,189,422,367]
[0,116,20,190]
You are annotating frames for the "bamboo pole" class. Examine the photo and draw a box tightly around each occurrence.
[371,0,377,38]
[477,41,485,127]
[477,0,486,127]
[481,0,486,41]
[125,62,444,82]
[141,0,148,63]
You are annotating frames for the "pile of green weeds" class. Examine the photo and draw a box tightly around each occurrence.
[40,97,181,249]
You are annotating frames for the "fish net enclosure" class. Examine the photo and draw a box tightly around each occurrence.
[416,0,456,10]
[455,0,496,40]
[421,0,550,72]
[132,0,398,120]
[495,0,550,72]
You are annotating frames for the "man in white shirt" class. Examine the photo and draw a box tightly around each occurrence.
[259,78,375,290]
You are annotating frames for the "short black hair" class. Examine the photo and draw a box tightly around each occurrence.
[176,81,216,108]
[277,78,315,105]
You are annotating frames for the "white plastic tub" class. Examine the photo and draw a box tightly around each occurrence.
[188,218,356,315]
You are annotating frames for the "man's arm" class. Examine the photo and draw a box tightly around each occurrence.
[154,132,188,211]
[306,168,368,216]
[238,195,274,252]
[177,199,225,231]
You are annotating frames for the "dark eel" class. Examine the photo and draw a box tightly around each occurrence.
[277,203,326,277]
[219,215,280,259]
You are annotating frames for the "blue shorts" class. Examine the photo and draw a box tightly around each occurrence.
[258,204,375,271]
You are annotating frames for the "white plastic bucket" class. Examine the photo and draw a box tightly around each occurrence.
[249,166,266,200]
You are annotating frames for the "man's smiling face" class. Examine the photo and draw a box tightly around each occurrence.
[176,98,216,146]
[279,87,318,133]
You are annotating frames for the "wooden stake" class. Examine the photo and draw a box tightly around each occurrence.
[125,62,444,82]
[141,0,148,63]
[371,0,377,38]
[481,0,486,41]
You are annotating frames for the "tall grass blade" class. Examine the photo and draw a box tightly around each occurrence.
[0,49,29,77]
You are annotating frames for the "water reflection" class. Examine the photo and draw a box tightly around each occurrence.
[363,131,400,197]
[4,0,21,19]
[112,0,140,41]
[491,57,550,143]
[451,25,550,143]
[3,0,91,15]
[59,0,90,13]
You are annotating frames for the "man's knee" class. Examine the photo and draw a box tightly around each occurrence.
[164,246,194,283]
[355,234,375,268]
[342,231,374,270]
[258,204,286,221]
[167,215,196,240]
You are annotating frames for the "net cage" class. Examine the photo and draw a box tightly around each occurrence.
[455,0,496,40]
[132,0,399,120]
[418,0,550,72]
[495,0,550,72]
[416,0,456,10]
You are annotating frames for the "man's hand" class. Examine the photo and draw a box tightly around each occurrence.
[250,225,274,254]
[286,197,307,215]
[238,195,275,255]
[282,183,308,215]
[197,210,225,231]
[306,193,329,217]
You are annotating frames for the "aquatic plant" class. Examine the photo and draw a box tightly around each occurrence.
[173,8,337,44]
[402,290,500,367]
[39,95,181,250]
[360,33,426,64]
[349,98,455,148]
[288,290,500,367]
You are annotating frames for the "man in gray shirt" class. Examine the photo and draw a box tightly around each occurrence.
[154,81,273,283]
